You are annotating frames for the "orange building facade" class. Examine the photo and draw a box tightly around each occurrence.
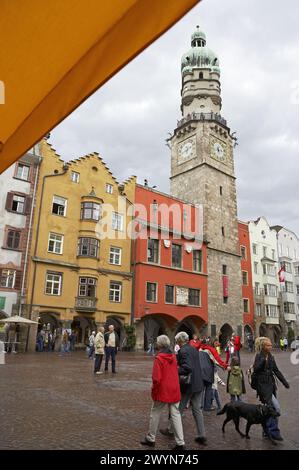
[133,184,208,350]
[238,221,255,343]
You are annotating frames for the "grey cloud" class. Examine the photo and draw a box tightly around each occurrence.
[50,0,299,234]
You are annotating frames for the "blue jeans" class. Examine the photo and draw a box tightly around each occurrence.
[203,381,213,410]
[94,354,104,373]
[266,395,281,439]
[88,345,94,358]
[105,346,116,372]
[212,389,221,410]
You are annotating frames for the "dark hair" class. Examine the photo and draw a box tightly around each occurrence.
[230,356,240,367]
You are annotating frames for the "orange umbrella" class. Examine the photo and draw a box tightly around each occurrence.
[0,0,200,173]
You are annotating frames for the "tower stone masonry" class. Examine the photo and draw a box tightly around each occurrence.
[170,26,243,341]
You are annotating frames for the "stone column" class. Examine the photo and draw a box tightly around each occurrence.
[135,319,144,351]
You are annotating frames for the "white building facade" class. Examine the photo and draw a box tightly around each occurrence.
[0,145,41,321]
[272,225,299,336]
[248,217,281,344]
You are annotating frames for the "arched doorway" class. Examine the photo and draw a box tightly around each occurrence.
[143,316,166,351]
[38,312,59,334]
[71,315,94,346]
[175,321,195,341]
[259,323,267,337]
[219,323,233,348]
[105,316,125,347]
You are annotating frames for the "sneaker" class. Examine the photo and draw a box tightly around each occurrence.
[160,428,174,438]
[195,436,207,446]
[112,371,117,374]
[204,406,216,411]
[140,438,155,447]
[172,444,186,451]
[272,436,284,441]
[95,371,103,375]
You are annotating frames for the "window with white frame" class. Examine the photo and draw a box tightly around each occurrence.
[252,243,258,255]
[78,277,96,297]
[77,237,99,258]
[254,262,259,274]
[295,266,299,276]
[265,305,278,317]
[264,284,278,297]
[109,281,122,302]
[255,282,260,295]
[271,249,275,261]
[48,233,64,254]
[52,196,67,216]
[297,285,299,295]
[80,202,101,221]
[16,163,30,181]
[109,246,122,265]
[0,269,16,288]
[282,261,292,274]
[263,246,267,257]
[147,239,159,263]
[12,195,25,213]
[146,282,157,302]
[285,281,294,293]
[45,272,62,295]
[112,212,123,231]
[284,302,295,314]
[106,183,113,194]
[256,303,262,316]
[262,263,276,276]
[71,171,80,183]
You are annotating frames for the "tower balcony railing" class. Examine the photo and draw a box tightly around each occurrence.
[177,111,227,129]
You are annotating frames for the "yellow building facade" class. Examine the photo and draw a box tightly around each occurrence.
[26,140,136,350]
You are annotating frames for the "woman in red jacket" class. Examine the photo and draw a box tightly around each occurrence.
[140,335,185,450]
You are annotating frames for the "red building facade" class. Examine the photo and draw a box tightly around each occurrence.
[238,221,255,343]
[133,185,208,350]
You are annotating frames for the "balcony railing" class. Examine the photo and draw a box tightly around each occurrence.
[177,112,227,129]
[75,297,97,311]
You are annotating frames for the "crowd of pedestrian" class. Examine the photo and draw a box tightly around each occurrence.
[140,331,290,450]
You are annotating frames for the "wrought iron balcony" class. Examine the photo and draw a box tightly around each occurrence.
[75,297,97,312]
[177,111,227,129]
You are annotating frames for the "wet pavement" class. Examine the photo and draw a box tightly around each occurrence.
[0,349,298,450]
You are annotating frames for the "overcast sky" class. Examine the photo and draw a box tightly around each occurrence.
[50,0,299,236]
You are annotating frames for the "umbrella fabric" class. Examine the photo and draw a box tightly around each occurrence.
[0,315,38,324]
[0,0,199,173]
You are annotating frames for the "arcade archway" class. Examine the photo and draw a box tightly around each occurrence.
[219,323,233,348]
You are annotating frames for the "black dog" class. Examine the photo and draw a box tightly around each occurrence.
[217,402,279,445]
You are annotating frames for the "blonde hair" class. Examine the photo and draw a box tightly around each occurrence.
[255,336,270,352]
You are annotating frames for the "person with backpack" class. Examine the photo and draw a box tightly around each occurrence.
[253,336,290,441]
[227,356,246,402]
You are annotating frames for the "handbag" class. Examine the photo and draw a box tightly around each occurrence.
[179,373,192,385]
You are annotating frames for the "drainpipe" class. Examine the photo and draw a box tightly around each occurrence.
[19,156,42,316]
[26,163,69,350]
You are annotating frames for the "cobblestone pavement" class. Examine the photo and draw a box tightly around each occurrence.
[0,349,298,450]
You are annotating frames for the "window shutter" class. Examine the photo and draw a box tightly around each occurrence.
[5,192,13,211]
[14,271,22,290]
[24,196,32,215]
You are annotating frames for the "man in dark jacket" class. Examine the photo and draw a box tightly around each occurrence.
[161,331,207,445]
[198,349,215,411]
[104,325,120,373]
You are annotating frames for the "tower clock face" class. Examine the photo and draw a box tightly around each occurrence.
[211,140,226,162]
[177,137,196,164]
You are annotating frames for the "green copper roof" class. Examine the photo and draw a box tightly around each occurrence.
[181,26,220,75]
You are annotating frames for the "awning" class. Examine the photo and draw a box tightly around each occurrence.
[0,315,38,324]
[0,0,200,173]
